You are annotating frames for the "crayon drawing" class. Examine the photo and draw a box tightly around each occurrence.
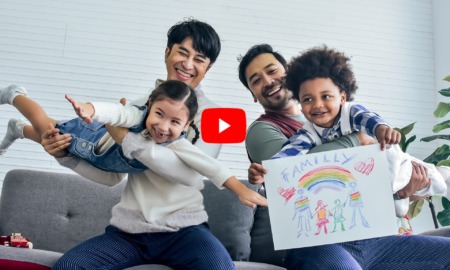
[263,144,398,250]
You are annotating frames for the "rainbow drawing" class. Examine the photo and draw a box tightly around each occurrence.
[298,165,356,194]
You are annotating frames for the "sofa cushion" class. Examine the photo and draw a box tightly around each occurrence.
[0,246,61,269]
[0,169,125,253]
[202,180,257,261]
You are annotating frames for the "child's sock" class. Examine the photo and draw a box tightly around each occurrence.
[0,119,26,155]
[0,85,28,105]
[436,166,450,198]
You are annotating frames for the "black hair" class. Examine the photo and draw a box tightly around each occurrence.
[285,45,357,102]
[167,18,221,64]
[237,44,287,90]
[148,80,199,144]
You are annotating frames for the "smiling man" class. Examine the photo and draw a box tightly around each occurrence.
[238,44,305,164]
[38,19,239,270]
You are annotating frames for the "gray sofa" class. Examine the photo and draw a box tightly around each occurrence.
[0,169,286,269]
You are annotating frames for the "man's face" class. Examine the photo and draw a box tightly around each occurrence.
[245,53,291,111]
[165,37,211,88]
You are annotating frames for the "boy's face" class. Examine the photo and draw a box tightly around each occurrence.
[245,53,291,111]
[145,98,190,143]
[165,37,211,89]
[298,78,346,128]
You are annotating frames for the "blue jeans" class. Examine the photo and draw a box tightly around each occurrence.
[56,118,148,173]
[285,235,450,269]
[53,224,235,270]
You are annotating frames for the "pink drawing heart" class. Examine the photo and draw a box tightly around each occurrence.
[277,187,296,204]
[354,158,374,175]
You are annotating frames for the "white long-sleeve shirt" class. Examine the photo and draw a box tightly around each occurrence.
[57,82,227,233]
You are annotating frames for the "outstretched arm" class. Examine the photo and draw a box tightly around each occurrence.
[65,94,95,123]
[223,176,268,208]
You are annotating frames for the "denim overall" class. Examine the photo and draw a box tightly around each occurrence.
[56,105,183,173]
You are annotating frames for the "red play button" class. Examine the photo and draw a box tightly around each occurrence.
[201,108,246,144]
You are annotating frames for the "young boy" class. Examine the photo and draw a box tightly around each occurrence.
[254,45,450,217]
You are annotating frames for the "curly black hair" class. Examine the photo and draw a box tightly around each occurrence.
[285,45,357,102]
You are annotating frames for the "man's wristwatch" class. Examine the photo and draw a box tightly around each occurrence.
[393,191,402,200]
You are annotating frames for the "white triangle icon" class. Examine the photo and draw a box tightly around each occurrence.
[219,118,230,133]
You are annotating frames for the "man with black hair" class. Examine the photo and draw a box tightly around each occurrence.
[42,19,237,270]
[239,44,450,270]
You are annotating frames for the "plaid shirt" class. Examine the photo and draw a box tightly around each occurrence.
[273,102,388,158]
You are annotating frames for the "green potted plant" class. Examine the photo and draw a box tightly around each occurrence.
[403,75,450,226]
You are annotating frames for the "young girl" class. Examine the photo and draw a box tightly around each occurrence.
[251,45,450,217]
[0,81,267,208]
[0,81,267,269]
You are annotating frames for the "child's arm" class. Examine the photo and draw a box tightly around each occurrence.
[375,124,401,150]
[348,104,400,150]
[272,129,314,159]
[65,94,143,128]
[223,176,268,208]
[65,94,95,123]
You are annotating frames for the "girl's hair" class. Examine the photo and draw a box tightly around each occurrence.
[147,80,200,144]
[285,45,358,102]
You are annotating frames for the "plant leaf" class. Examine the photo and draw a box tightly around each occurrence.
[444,75,450,82]
[400,122,416,135]
[432,120,450,133]
[437,209,450,226]
[423,144,450,164]
[442,197,450,209]
[421,135,450,142]
[434,102,450,118]
[439,87,450,97]
[404,135,416,149]
[437,159,450,166]
[407,199,424,218]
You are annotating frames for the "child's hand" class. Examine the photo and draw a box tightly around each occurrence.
[248,163,266,185]
[65,94,95,124]
[238,188,268,208]
[375,125,401,150]
[223,176,268,208]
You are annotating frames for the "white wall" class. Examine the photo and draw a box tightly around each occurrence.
[0,0,443,232]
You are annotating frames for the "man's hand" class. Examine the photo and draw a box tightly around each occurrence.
[41,123,71,158]
[375,125,401,150]
[248,163,267,185]
[65,94,95,124]
[397,161,430,199]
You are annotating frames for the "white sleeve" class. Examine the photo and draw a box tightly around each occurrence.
[56,156,126,187]
[168,139,233,189]
[121,132,205,186]
[90,102,143,128]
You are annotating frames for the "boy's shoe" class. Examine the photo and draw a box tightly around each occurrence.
[0,118,26,155]
[0,85,28,105]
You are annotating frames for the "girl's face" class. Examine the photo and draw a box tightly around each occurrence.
[145,98,191,143]
[298,78,346,128]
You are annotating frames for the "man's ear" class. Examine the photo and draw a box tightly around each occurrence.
[165,47,170,62]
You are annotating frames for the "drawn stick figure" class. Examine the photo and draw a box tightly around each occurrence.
[347,182,370,229]
[292,189,312,237]
[313,200,329,235]
[330,199,346,232]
